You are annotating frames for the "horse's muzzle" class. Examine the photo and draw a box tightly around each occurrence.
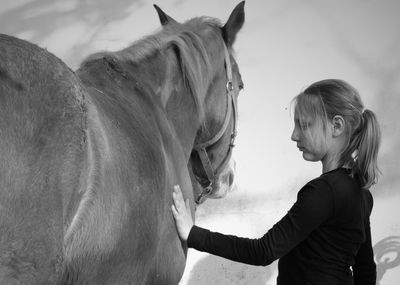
[210,158,236,199]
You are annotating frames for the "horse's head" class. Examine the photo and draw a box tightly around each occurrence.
[154,2,245,204]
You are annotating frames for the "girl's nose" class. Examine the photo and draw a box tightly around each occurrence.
[291,127,299,142]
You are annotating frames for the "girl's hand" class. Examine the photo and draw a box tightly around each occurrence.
[171,185,193,242]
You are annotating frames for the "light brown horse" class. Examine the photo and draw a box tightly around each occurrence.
[0,2,244,284]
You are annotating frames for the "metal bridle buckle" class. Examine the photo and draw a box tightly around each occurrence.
[195,181,213,205]
[226,81,234,93]
[203,182,213,195]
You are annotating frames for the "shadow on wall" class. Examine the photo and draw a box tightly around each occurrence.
[0,0,141,41]
[0,0,145,68]
[374,236,400,285]
[187,255,276,285]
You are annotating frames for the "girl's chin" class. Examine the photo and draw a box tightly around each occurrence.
[302,152,318,162]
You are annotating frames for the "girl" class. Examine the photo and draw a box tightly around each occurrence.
[172,79,380,285]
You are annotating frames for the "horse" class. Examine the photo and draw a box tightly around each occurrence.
[0,2,245,284]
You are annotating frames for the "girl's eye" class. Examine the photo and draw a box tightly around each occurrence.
[294,119,312,130]
[301,122,312,129]
[238,83,244,90]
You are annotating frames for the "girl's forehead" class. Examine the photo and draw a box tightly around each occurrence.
[294,108,313,121]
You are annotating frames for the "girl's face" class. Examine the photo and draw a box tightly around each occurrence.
[291,111,332,163]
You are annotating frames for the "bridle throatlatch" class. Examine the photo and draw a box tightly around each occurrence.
[193,44,238,205]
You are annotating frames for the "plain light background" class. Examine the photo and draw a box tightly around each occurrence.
[1,0,399,284]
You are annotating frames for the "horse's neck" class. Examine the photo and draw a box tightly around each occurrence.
[78,51,202,162]
[124,51,202,161]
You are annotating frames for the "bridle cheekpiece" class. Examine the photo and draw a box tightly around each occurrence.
[193,44,238,205]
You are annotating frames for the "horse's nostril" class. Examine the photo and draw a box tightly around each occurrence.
[228,172,234,187]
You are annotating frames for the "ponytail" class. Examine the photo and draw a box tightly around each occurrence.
[351,109,381,189]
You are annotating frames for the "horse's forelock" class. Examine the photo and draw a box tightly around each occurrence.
[161,17,224,123]
[167,32,211,122]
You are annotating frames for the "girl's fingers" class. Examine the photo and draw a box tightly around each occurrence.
[173,185,182,199]
[171,204,178,217]
[173,192,183,209]
[174,185,183,200]
[173,185,185,212]
[172,196,181,212]
[185,198,190,210]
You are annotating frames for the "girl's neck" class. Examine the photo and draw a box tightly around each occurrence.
[322,157,340,173]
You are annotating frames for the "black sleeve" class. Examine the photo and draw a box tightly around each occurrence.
[187,179,334,266]
[353,191,377,285]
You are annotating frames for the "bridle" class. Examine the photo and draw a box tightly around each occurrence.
[193,44,238,205]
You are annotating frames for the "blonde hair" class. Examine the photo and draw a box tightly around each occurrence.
[293,79,381,189]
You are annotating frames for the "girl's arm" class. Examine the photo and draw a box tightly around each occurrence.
[172,181,333,266]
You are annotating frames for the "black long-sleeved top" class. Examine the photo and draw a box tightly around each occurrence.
[187,168,376,285]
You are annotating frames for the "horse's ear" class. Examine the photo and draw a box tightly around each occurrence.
[222,1,245,47]
[153,4,177,26]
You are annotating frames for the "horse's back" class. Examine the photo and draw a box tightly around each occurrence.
[0,34,87,284]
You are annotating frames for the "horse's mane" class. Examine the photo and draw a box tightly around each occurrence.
[81,17,224,122]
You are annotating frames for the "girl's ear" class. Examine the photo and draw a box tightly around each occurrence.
[332,115,345,137]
